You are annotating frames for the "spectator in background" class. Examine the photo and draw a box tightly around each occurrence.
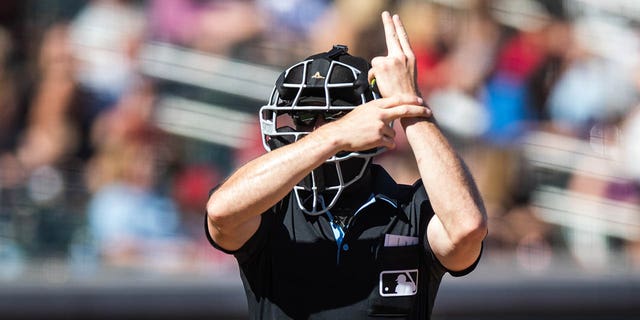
[17,24,79,171]
[310,0,388,57]
[0,27,17,153]
[86,129,184,270]
[482,0,572,145]
[69,0,145,114]
[149,0,269,62]
[547,16,639,135]
[9,23,98,256]
[441,0,572,255]
[173,164,220,238]
[172,162,238,270]
[85,81,190,271]
[0,26,24,191]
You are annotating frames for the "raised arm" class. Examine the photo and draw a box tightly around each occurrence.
[206,95,429,251]
[370,11,488,272]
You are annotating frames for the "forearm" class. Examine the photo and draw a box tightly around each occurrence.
[403,118,487,244]
[207,127,340,231]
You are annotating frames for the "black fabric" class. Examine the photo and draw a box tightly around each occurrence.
[330,163,373,218]
[204,165,481,319]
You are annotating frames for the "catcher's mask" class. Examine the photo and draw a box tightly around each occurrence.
[259,45,383,215]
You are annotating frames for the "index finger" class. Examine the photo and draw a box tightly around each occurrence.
[383,104,432,121]
[369,95,423,109]
[382,11,402,56]
[393,14,414,58]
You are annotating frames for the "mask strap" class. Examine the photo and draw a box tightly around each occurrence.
[326,44,349,59]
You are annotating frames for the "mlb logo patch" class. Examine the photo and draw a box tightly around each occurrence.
[379,269,418,297]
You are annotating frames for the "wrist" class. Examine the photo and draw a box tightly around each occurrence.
[308,122,344,154]
[400,111,436,130]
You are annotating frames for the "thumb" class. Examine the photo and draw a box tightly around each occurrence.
[368,69,375,84]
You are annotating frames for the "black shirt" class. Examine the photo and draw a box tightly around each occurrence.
[206,165,480,319]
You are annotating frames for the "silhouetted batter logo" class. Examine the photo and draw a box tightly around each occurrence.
[379,269,418,297]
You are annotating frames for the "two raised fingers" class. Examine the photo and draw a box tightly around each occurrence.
[369,12,417,87]
[382,11,414,59]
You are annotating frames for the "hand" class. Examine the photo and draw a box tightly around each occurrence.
[315,95,430,152]
[369,11,419,98]
[369,12,430,129]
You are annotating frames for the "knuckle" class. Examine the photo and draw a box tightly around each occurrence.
[390,56,405,65]
[379,62,393,71]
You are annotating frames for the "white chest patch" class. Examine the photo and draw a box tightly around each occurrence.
[379,269,419,297]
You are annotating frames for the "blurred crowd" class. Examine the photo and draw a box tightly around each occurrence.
[1,0,640,280]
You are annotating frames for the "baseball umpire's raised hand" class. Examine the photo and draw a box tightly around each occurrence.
[317,95,429,152]
[369,11,424,100]
[369,11,431,128]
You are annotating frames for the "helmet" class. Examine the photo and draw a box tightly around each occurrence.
[259,45,382,215]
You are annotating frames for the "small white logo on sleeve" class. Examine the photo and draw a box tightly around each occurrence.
[379,270,418,297]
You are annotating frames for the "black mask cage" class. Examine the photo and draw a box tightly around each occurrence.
[258,45,383,215]
[259,45,381,152]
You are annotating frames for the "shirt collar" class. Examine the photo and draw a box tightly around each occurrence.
[350,165,403,214]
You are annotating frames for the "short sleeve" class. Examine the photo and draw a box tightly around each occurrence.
[203,188,288,264]
[411,180,482,278]
[204,211,272,264]
[447,243,482,277]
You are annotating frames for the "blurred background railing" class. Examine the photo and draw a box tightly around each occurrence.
[0,0,639,318]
